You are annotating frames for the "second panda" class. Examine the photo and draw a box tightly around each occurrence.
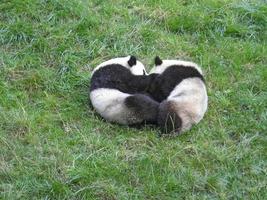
[147,56,208,135]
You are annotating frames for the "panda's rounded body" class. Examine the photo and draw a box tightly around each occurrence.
[148,57,208,135]
[90,56,159,125]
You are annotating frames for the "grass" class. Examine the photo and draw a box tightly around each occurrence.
[0,0,266,199]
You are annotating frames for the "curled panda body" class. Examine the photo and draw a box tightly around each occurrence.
[148,56,208,135]
[90,56,159,125]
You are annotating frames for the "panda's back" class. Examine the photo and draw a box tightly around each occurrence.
[168,78,208,122]
[149,65,204,102]
[90,64,133,93]
[91,64,153,95]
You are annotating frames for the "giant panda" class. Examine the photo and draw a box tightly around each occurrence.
[90,56,159,125]
[147,56,208,135]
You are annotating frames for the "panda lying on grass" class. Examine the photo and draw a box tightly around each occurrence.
[90,56,159,125]
[89,56,208,136]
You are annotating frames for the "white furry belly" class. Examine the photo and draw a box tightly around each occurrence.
[90,88,132,124]
[167,78,208,130]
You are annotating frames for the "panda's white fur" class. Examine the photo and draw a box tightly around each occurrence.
[149,57,208,134]
[90,88,133,124]
[167,78,208,131]
[92,56,147,75]
[150,59,203,75]
[90,56,158,125]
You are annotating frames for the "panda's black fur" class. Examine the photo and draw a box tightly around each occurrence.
[91,64,150,94]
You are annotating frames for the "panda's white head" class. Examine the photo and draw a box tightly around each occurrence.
[149,56,203,75]
[93,56,147,75]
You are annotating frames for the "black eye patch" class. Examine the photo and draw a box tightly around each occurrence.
[143,70,146,75]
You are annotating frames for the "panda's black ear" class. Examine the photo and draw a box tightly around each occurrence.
[128,56,137,67]
[155,56,163,66]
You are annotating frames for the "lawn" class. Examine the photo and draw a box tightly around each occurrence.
[0,0,266,199]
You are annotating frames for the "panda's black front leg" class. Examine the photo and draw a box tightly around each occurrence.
[124,94,159,124]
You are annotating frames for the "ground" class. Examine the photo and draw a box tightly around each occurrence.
[0,0,266,199]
